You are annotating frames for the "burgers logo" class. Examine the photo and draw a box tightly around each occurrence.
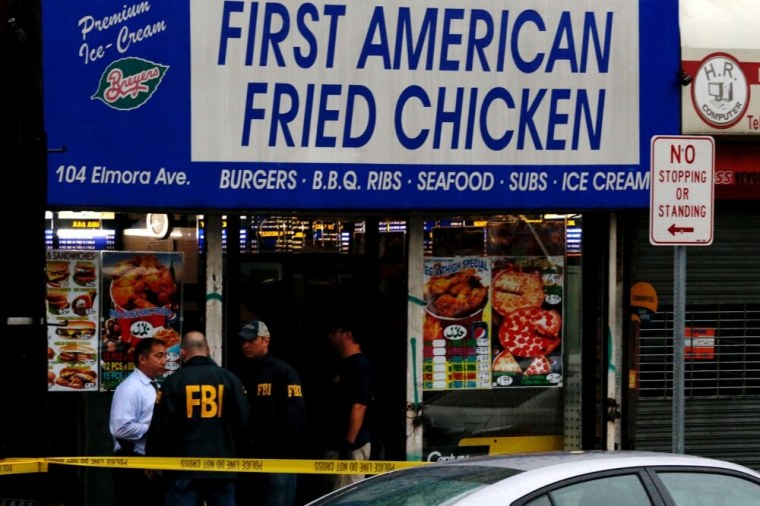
[691,52,749,129]
[92,57,169,111]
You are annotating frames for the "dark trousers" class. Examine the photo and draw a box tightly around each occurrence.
[112,453,164,506]
[164,477,236,506]
[238,472,298,506]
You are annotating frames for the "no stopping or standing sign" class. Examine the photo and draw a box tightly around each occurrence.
[650,136,715,246]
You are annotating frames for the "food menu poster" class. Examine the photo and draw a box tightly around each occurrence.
[422,257,492,390]
[491,256,564,387]
[46,250,100,392]
[100,252,184,391]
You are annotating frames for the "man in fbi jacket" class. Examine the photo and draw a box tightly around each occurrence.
[147,330,250,506]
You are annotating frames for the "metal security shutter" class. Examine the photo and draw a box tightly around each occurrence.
[634,398,760,470]
[631,208,760,470]
[631,209,760,304]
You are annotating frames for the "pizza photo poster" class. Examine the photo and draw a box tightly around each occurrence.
[491,256,564,387]
[100,252,184,391]
[45,250,101,392]
[422,257,492,390]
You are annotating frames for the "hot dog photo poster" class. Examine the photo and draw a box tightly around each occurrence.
[422,257,492,391]
[100,252,183,391]
[490,256,564,387]
[46,250,101,392]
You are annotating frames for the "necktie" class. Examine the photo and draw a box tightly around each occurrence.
[150,380,159,391]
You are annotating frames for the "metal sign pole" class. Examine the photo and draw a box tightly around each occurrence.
[650,135,714,455]
[672,245,686,454]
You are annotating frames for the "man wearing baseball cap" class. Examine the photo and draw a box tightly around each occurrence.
[235,320,306,506]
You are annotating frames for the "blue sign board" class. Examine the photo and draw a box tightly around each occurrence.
[42,0,679,211]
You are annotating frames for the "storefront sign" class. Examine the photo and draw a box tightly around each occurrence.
[42,0,679,211]
[680,0,760,135]
[714,143,760,200]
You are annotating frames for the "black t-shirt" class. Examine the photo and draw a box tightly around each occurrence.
[331,352,372,448]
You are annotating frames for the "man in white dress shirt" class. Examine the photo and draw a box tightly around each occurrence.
[109,336,167,506]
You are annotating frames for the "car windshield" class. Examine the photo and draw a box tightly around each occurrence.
[309,465,522,505]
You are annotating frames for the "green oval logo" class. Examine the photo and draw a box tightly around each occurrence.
[92,57,169,111]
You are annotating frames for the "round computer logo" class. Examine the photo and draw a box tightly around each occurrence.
[691,52,749,129]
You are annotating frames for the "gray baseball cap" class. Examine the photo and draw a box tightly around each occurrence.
[238,320,270,340]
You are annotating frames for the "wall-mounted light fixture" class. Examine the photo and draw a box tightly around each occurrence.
[679,69,693,87]
[146,213,170,239]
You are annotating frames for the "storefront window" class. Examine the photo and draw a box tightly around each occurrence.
[46,211,117,250]
[420,215,582,459]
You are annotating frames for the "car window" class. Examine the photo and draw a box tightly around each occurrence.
[546,474,654,506]
[656,471,760,506]
[523,495,552,506]
[308,466,522,506]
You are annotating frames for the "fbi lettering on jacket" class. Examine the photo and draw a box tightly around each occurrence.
[186,384,224,418]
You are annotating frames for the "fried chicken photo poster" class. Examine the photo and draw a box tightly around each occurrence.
[491,256,564,387]
[46,251,101,392]
[100,252,183,391]
[423,258,492,390]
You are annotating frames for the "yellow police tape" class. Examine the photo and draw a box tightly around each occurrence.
[2,457,427,476]
[0,459,48,476]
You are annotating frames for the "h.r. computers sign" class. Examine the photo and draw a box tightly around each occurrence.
[42,0,679,211]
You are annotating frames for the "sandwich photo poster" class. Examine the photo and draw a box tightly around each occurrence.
[100,252,183,391]
[46,250,101,391]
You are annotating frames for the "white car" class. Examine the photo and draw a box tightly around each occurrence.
[306,451,760,505]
